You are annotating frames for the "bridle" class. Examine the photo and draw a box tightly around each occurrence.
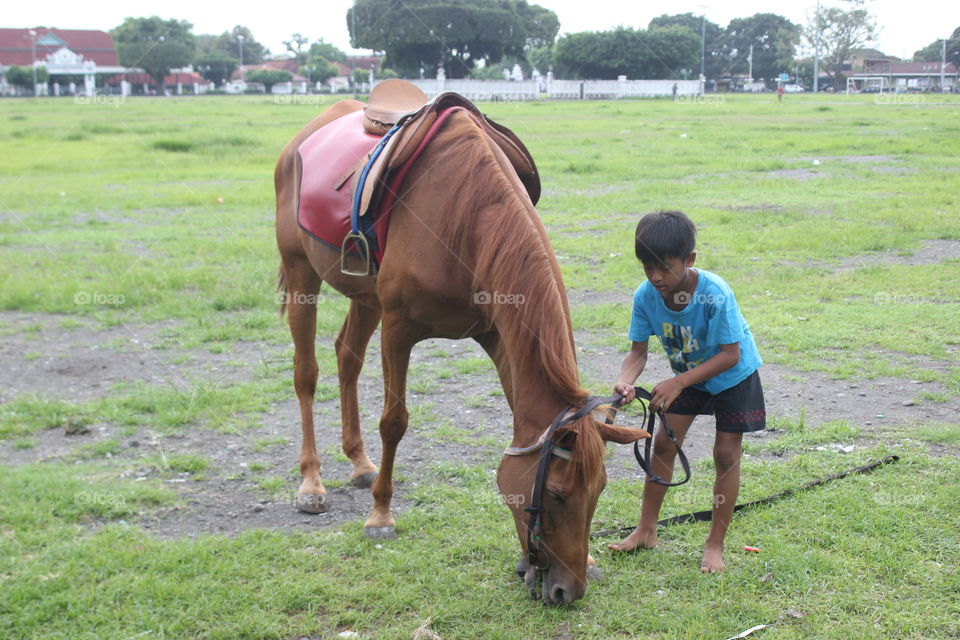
[503,387,691,572]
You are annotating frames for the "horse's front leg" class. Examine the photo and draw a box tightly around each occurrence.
[363,316,418,538]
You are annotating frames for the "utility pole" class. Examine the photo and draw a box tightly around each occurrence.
[941,38,947,92]
[748,44,753,83]
[29,29,38,95]
[813,0,821,92]
[352,6,357,98]
[700,11,706,79]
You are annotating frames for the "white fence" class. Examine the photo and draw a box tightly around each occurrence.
[560,79,702,99]
[386,78,540,101]
[373,77,703,101]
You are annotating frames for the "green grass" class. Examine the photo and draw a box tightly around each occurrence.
[0,395,90,439]
[163,453,210,474]
[1,94,959,638]
[1,441,958,639]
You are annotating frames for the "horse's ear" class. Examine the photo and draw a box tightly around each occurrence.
[596,422,649,444]
[554,425,578,448]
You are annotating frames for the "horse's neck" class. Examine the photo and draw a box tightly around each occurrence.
[490,314,579,447]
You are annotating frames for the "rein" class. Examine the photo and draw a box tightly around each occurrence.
[503,387,690,572]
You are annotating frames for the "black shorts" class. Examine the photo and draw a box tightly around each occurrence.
[667,369,766,433]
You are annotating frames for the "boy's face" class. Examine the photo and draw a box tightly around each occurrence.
[642,253,696,301]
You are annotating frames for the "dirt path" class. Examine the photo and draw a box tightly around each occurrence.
[2,308,956,540]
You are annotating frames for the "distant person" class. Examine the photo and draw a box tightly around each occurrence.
[607,210,765,573]
[777,84,784,103]
[672,83,678,102]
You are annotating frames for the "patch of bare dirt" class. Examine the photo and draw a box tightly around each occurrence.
[776,239,960,273]
[0,312,270,404]
[1,311,956,541]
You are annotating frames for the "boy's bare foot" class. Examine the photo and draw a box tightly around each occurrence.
[700,542,726,573]
[608,527,657,552]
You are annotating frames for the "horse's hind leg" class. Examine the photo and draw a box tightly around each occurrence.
[336,299,381,488]
[283,256,328,513]
[363,315,419,538]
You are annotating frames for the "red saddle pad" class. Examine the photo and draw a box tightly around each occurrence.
[297,110,381,254]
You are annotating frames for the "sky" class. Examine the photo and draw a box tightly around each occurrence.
[6,0,960,62]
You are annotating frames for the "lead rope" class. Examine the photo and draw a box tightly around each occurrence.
[608,387,692,487]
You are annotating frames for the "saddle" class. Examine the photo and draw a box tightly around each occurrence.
[297,80,541,277]
[354,80,541,220]
[362,78,429,134]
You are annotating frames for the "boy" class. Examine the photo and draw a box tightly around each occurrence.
[608,210,765,573]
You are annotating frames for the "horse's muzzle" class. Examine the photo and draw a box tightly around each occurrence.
[526,566,586,605]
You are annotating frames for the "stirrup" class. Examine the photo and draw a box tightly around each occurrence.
[340,231,372,277]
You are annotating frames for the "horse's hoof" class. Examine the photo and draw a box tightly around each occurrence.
[296,493,329,514]
[515,557,529,579]
[351,471,377,489]
[364,525,396,539]
[586,564,603,582]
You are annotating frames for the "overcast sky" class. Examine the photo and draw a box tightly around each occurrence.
[8,0,959,61]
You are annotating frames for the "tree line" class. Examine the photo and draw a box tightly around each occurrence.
[101,17,350,91]
[346,0,936,88]
[8,1,957,93]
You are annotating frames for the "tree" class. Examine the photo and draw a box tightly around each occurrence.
[112,16,196,89]
[913,26,960,66]
[725,14,800,81]
[307,39,347,64]
[245,69,292,92]
[649,13,723,78]
[299,56,339,84]
[513,1,560,49]
[353,68,370,84]
[553,26,699,80]
[195,51,238,86]
[347,0,560,79]
[196,27,268,64]
[527,46,552,74]
[804,0,878,88]
[4,65,49,93]
[284,33,310,65]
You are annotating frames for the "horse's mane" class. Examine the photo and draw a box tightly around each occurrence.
[430,111,589,409]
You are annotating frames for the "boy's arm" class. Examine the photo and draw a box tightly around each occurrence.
[614,340,648,404]
[651,342,741,411]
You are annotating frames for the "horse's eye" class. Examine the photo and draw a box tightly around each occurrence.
[547,490,566,504]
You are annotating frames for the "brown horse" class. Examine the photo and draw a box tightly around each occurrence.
[275,99,648,605]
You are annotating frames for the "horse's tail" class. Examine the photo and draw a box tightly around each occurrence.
[276,264,288,318]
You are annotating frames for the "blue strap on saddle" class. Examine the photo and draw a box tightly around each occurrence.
[350,123,403,237]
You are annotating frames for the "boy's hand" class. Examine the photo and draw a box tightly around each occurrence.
[614,382,636,405]
[650,378,686,412]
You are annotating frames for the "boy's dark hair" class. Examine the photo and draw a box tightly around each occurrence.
[634,210,697,265]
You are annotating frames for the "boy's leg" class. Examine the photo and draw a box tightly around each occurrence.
[608,413,695,552]
[701,430,743,572]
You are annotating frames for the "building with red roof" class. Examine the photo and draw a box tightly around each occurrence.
[0,27,118,67]
[1,27,211,96]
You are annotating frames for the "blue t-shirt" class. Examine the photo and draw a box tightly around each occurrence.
[628,269,761,394]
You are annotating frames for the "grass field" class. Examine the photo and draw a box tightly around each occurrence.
[1,92,959,639]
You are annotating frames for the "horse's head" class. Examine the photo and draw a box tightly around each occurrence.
[497,414,648,605]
